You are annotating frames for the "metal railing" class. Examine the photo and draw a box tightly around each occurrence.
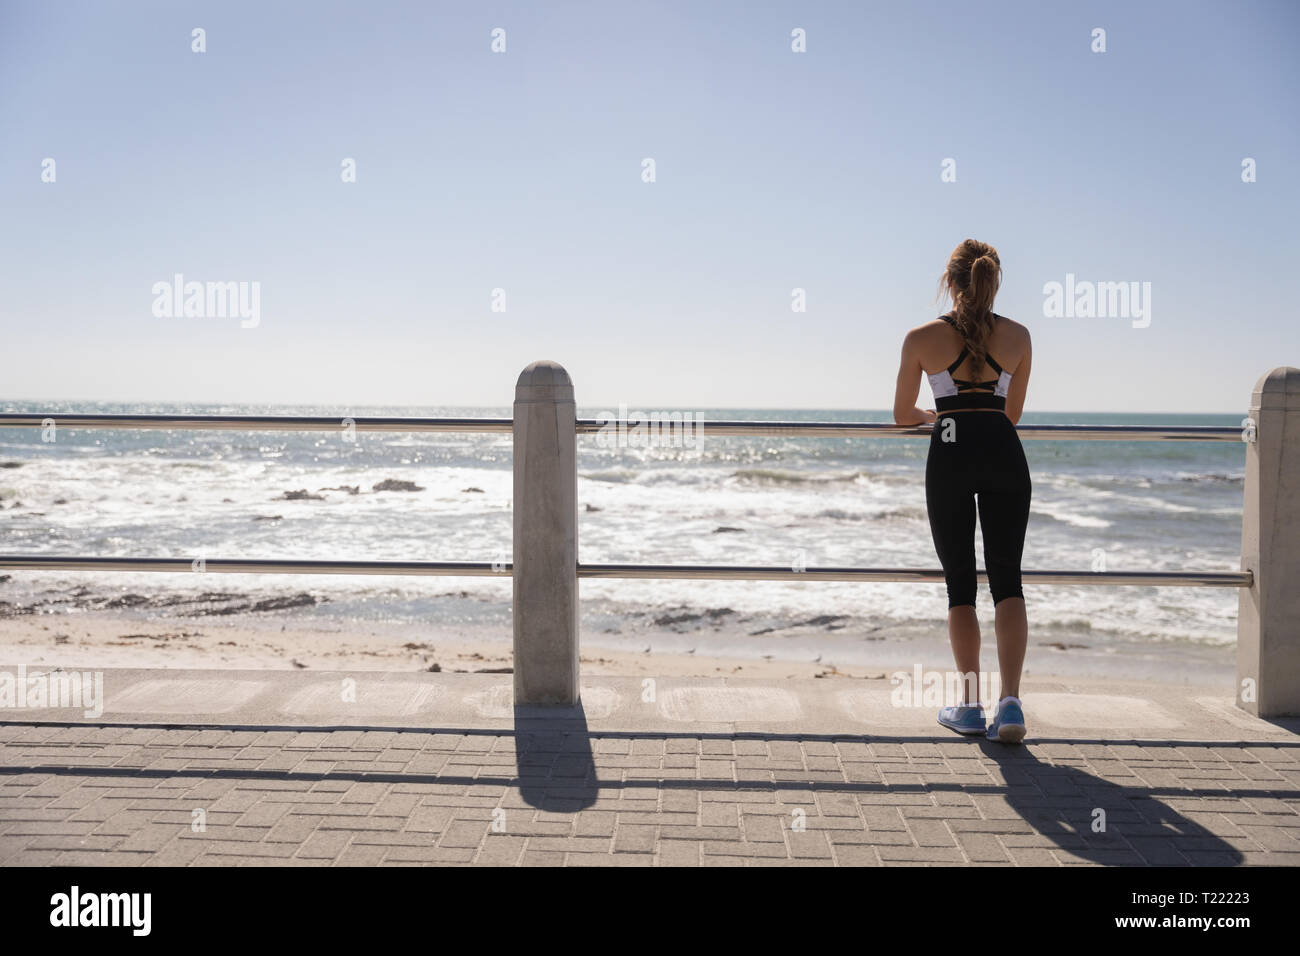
[0,413,1247,588]
[5,358,1298,716]
[0,412,1243,442]
[0,556,1251,588]
[0,413,512,434]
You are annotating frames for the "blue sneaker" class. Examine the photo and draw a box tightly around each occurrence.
[986,696,1026,744]
[938,704,986,736]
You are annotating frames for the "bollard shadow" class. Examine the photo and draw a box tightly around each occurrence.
[512,700,598,811]
[979,741,1245,865]
[1254,715,1300,735]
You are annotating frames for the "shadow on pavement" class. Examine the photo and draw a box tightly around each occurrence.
[979,741,1245,865]
[512,701,597,811]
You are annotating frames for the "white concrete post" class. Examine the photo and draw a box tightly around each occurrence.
[513,361,579,705]
[1238,367,1300,717]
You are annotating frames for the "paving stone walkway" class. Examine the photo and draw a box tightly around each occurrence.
[1,671,1298,865]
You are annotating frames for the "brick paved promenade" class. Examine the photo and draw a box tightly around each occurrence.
[2,670,1298,866]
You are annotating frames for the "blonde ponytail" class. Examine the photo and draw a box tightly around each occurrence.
[941,240,1002,378]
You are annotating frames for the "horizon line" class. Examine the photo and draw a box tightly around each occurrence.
[0,397,1248,417]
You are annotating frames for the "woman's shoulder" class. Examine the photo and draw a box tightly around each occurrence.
[917,313,957,333]
[906,315,951,336]
[993,313,1030,340]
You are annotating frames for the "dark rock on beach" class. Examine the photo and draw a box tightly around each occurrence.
[653,607,735,628]
[712,526,744,533]
[0,586,327,620]
[799,614,849,629]
[190,592,318,616]
[180,592,244,606]
[250,593,318,612]
[373,479,424,492]
[654,611,698,627]
[183,602,250,617]
[748,614,850,634]
[279,489,324,500]
[461,486,484,493]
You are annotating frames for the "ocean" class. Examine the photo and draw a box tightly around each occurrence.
[0,403,1246,652]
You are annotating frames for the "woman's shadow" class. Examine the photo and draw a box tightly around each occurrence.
[980,740,1244,865]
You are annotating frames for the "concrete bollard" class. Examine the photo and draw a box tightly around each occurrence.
[1238,366,1300,717]
[513,361,579,705]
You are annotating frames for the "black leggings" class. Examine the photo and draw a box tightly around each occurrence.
[925,412,1032,608]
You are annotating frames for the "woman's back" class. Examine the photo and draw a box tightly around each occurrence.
[916,313,1029,383]
[903,312,1032,424]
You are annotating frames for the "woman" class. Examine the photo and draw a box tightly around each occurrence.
[892,239,1033,743]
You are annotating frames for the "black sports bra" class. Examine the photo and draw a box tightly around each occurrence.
[926,315,1013,412]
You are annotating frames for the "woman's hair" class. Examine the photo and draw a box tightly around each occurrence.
[938,239,1001,377]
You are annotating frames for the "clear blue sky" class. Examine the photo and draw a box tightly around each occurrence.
[1,0,1296,412]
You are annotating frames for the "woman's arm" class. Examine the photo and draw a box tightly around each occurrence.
[1005,331,1032,425]
[893,329,937,426]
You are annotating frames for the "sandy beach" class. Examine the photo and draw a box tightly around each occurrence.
[0,611,900,678]
[0,585,1237,688]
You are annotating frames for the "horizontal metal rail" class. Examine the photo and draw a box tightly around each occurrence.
[0,556,1252,588]
[577,420,1244,441]
[0,557,506,576]
[0,413,1244,442]
[0,414,513,433]
[578,564,1252,588]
